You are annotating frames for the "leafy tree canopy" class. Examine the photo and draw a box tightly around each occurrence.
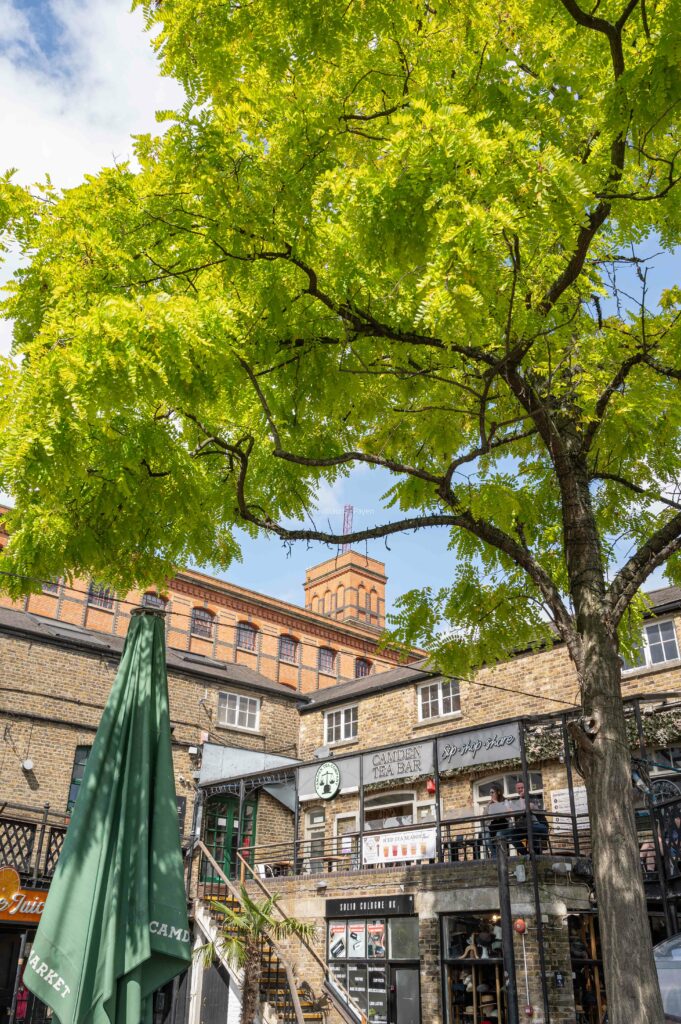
[1,0,681,676]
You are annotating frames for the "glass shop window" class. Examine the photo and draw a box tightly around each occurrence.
[363,791,415,831]
[442,913,506,1024]
[569,913,607,1024]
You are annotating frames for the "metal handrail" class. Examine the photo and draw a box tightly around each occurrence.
[194,842,305,1024]
[235,851,367,1024]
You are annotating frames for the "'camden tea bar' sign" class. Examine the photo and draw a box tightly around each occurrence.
[362,741,434,784]
[437,721,521,770]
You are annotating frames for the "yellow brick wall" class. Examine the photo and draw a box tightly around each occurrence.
[0,630,300,827]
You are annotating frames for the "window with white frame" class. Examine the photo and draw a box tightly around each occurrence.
[474,772,543,812]
[622,619,680,671]
[217,691,260,731]
[325,705,358,744]
[142,591,166,610]
[42,577,60,595]
[418,678,460,720]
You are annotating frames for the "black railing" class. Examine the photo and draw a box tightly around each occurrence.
[220,809,594,879]
[650,793,681,881]
[0,803,69,886]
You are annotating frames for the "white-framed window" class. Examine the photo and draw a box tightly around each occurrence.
[217,691,260,731]
[474,772,543,813]
[355,657,372,678]
[319,647,336,675]
[622,619,680,671]
[418,678,460,720]
[191,606,214,639]
[142,591,166,610]
[279,634,298,664]
[364,790,415,831]
[42,577,60,595]
[325,705,358,744]
[236,621,258,652]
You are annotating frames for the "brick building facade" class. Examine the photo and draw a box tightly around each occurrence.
[3,501,681,1024]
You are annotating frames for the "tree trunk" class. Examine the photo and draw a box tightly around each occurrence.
[240,940,263,1024]
[579,621,665,1024]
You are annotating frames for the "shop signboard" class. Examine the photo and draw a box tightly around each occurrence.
[362,741,434,785]
[326,894,414,917]
[0,866,46,924]
[550,785,589,831]
[298,755,360,801]
[362,828,436,866]
[437,721,521,771]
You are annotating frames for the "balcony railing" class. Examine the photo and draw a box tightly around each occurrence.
[205,810,597,881]
[0,803,69,887]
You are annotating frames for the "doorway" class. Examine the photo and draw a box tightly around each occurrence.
[389,965,420,1024]
[203,794,257,879]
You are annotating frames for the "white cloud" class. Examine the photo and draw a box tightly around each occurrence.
[0,0,184,357]
[0,0,183,188]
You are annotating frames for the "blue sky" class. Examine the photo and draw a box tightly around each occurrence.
[0,2,677,614]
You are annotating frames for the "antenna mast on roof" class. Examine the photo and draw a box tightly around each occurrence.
[341,504,353,554]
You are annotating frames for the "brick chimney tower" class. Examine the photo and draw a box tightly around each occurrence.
[304,551,387,629]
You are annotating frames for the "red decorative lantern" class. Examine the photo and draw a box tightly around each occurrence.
[513,918,526,934]
[426,778,437,795]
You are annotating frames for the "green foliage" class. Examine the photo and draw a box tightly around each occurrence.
[1,0,681,675]
[198,888,314,975]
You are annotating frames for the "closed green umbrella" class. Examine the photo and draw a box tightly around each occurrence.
[24,608,191,1024]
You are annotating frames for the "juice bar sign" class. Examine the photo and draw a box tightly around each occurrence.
[362,741,433,783]
[438,721,521,770]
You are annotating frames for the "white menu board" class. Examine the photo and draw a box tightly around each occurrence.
[362,827,437,865]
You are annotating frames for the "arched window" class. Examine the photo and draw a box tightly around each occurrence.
[87,580,114,610]
[142,592,166,610]
[319,647,336,675]
[355,657,371,678]
[236,621,258,652]
[279,634,298,664]
[191,607,214,639]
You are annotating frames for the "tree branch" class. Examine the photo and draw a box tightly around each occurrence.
[581,351,647,451]
[591,472,681,511]
[606,512,681,623]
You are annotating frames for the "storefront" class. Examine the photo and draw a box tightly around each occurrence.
[0,867,49,1024]
[326,895,420,1024]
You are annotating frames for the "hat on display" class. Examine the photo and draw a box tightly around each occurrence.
[480,994,497,1006]
[477,984,492,994]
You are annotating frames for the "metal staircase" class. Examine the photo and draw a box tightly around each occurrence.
[192,842,365,1024]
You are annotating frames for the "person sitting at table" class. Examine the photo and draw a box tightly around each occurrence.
[484,784,509,857]
[496,781,549,854]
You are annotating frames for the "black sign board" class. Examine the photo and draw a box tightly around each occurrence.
[176,796,187,835]
[326,895,414,918]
